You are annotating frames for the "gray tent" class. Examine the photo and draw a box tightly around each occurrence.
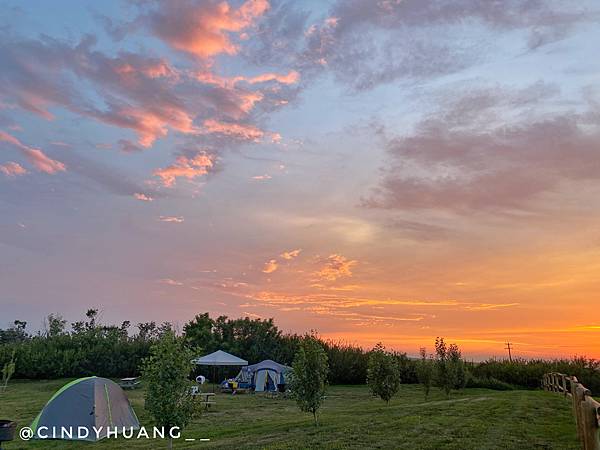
[31,376,139,441]
[238,359,292,392]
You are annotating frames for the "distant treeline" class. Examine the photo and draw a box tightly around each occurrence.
[1,310,599,392]
[0,310,372,384]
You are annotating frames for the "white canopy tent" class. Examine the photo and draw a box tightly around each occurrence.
[192,350,248,366]
[192,350,247,392]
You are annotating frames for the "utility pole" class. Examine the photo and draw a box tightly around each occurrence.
[505,342,513,362]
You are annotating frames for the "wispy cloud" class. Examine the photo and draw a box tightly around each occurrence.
[159,216,185,223]
[281,249,301,260]
[0,131,66,174]
[262,259,278,274]
[315,254,357,281]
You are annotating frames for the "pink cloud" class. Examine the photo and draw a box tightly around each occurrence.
[202,119,264,141]
[133,193,154,202]
[0,131,66,174]
[147,0,269,59]
[0,162,27,177]
[153,153,214,187]
[244,70,300,85]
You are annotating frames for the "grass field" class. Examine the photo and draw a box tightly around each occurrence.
[0,380,579,449]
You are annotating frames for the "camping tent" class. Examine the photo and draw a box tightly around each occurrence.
[192,350,248,391]
[192,350,248,366]
[31,376,139,441]
[238,359,291,392]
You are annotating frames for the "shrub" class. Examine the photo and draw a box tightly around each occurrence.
[465,374,515,391]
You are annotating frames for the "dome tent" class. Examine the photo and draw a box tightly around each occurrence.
[238,359,292,392]
[31,376,140,441]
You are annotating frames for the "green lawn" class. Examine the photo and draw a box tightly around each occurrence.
[0,380,579,449]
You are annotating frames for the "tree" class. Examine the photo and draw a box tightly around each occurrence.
[290,335,329,425]
[447,343,466,390]
[434,337,452,397]
[417,347,434,399]
[367,343,401,404]
[141,330,199,449]
[44,314,67,337]
[434,338,466,397]
[1,349,16,393]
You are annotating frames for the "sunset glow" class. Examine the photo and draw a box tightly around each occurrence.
[1,0,600,359]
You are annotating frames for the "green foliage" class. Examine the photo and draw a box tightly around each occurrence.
[0,312,162,379]
[1,349,16,392]
[465,374,515,390]
[367,343,401,404]
[471,357,600,392]
[322,340,369,385]
[290,335,329,425]
[434,338,466,397]
[447,343,467,390]
[141,330,199,447]
[417,347,434,399]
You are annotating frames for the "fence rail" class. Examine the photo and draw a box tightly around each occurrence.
[543,372,600,450]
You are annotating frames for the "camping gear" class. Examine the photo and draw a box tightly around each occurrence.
[0,420,17,449]
[31,377,140,441]
[237,359,292,392]
[192,350,248,392]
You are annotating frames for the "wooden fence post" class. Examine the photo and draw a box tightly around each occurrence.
[581,394,600,450]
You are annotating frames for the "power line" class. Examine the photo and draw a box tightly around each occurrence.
[505,342,513,362]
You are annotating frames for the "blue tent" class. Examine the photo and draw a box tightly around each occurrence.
[237,360,291,392]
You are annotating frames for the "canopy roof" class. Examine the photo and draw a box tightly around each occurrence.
[192,350,248,366]
[245,359,291,374]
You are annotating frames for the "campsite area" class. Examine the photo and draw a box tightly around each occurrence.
[0,379,579,449]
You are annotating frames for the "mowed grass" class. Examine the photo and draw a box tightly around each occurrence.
[0,380,579,449]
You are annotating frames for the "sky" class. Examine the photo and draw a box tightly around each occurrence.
[1,0,600,359]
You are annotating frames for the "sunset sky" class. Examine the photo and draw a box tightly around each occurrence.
[1,0,600,359]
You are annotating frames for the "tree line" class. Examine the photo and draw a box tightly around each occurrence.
[1,310,599,393]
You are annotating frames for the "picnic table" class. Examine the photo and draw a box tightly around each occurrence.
[119,377,141,390]
[191,390,216,409]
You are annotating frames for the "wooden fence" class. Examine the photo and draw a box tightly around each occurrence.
[542,372,600,450]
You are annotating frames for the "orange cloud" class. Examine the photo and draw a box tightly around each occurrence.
[0,131,66,174]
[0,162,27,177]
[148,0,269,59]
[262,259,278,273]
[153,153,213,187]
[315,254,357,281]
[281,249,301,260]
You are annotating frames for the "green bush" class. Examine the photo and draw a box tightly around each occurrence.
[471,358,600,393]
[465,374,515,391]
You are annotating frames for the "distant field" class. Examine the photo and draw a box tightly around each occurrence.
[0,380,579,449]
